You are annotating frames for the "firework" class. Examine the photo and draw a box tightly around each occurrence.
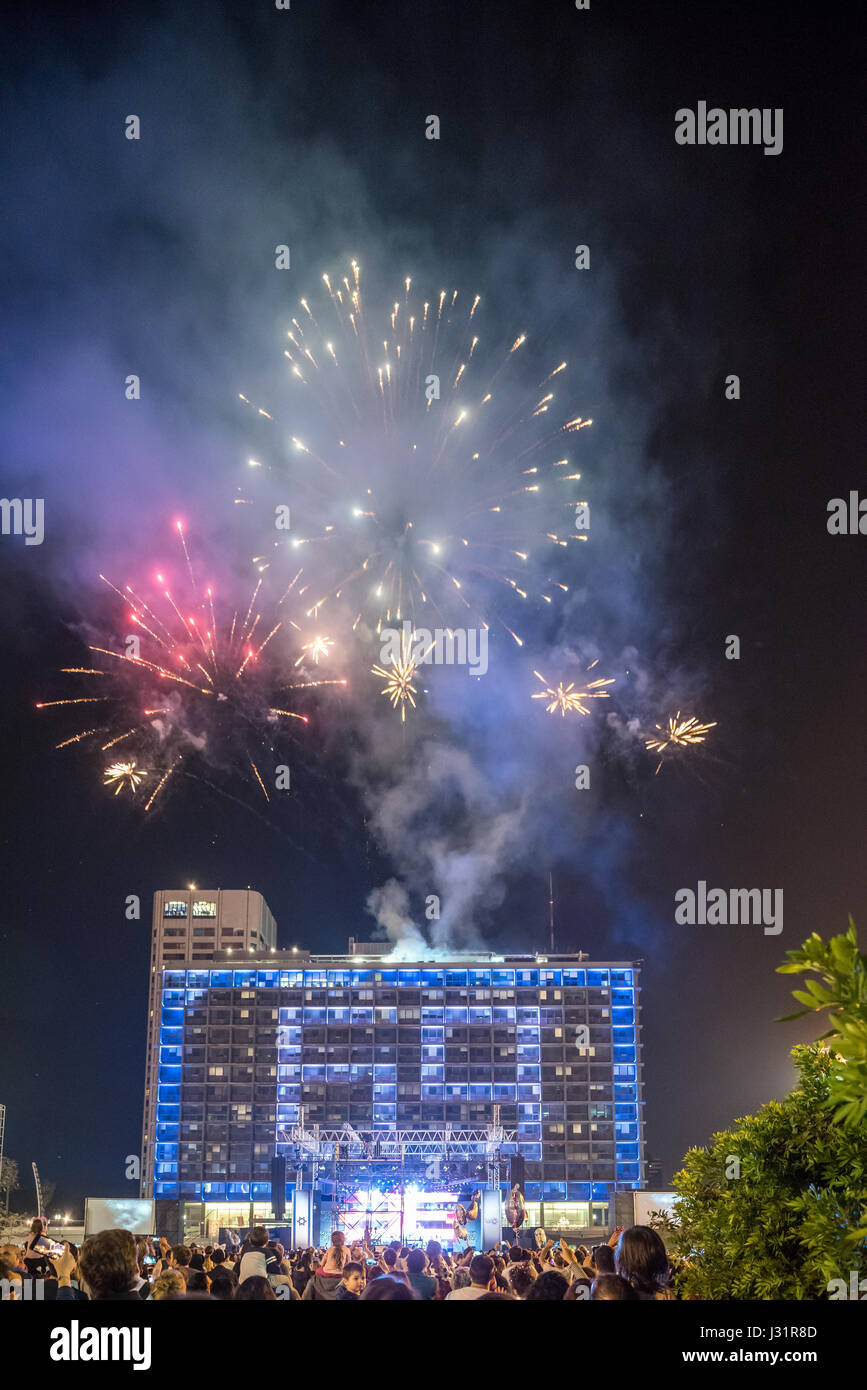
[103,760,148,795]
[371,636,422,723]
[646,712,717,774]
[531,662,614,716]
[238,261,592,649]
[38,523,345,806]
[295,634,334,665]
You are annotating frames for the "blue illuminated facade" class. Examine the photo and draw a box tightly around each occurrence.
[150,954,643,1209]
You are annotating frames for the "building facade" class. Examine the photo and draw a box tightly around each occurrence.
[142,896,645,1237]
[140,888,277,1199]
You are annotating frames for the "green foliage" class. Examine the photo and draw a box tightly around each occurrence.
[667,1047,867,1299]
[665,926,867,1300]
[777,918,867,1127]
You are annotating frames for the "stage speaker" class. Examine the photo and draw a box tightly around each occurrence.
[154,1199,183,1246]
[509,1154,525,1192]
[270,1155,287,1220]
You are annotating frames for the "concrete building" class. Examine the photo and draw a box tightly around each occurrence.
[140,896,644,1241]
[140,889,276,1198]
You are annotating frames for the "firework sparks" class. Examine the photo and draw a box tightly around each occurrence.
[144,756,181,812]
[37,523,345,808]
[531,665,615,716]
[240,261,594,646]
[103,760,148,795]
[371,641,421,723]
[295,634,334,666]
[646,712,717,774]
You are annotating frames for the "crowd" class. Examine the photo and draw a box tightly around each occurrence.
[0,1216,677,1300]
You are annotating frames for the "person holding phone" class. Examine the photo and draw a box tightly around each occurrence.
[22,1218,52,1278]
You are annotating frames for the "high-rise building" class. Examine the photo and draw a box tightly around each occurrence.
[140,889,277,1198]
[141,896,644,1240]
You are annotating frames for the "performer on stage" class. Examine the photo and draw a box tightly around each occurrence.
[505,1183,527,1239]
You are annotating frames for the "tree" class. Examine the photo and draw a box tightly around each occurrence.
[777,917,867,1127]
[659,926,867,1300]
[0,1157,20,1215]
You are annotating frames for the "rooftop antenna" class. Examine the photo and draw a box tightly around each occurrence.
[548,871,555,953]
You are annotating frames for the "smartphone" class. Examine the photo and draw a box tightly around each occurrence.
[143,1255,156,1265]
[49,1242,65,1256]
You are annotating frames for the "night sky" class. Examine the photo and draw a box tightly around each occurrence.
[0,0,863,1214]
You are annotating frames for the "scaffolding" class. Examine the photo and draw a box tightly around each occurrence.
[277,1111,513,1193]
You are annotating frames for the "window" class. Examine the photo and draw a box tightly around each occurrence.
[192,900,217,917]
[164,901,188,918]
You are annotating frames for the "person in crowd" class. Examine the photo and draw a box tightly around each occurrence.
[614,1226,674,1300]
[445,1254,494,1300]
[236,1275,277,1301]
[335,1260,365,1300]
[506,1265,535,1299]
[292,1247,315,1297]
[404,1248,437,1300]
[267,1242,297,1296]
[210,1268,236,1301]
[589,1243,616,1275]
[0,1243,25,1300]
[56,1229,143,1301]
[239,1226,270,1282]
[591,1273,639,1300]
[186,1270,210,1295]
[320,1230,348,1274]
[299,1229,348,1298]
[525,1270,569,1300]
[360,1274,417,1300]
[150,1269,187,1300]
[169,1245,193,1286]
[209,1246,237,1283]
[22,1218,51,1277]
[265,1240,290,1280]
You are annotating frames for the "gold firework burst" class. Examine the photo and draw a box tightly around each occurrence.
[371,646,421,723]
[531,662,614,716]
[103,760,147,795]
[646,712,717,774]
[295,634,334,666]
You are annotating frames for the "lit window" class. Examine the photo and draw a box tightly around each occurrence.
[163,901,187,918]
[193,900,217,917]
